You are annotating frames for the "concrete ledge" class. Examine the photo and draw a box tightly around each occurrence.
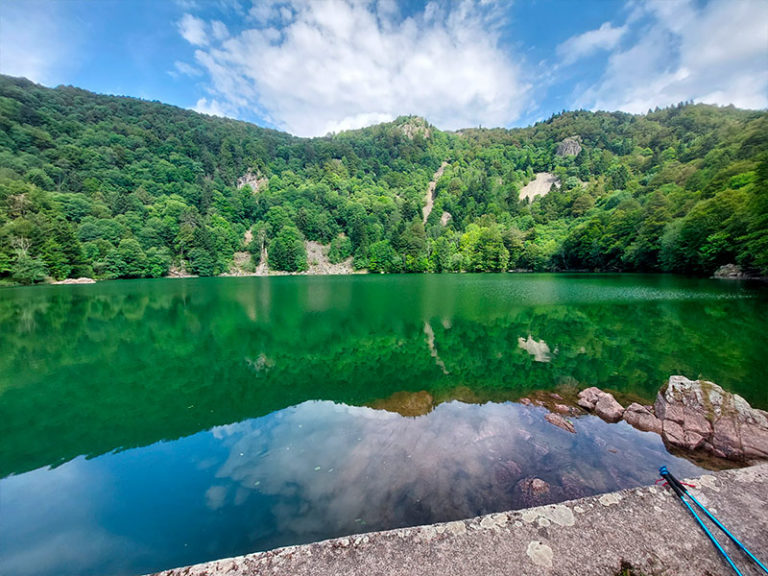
[151,463,768,576]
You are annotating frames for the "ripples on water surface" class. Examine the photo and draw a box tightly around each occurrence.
[0,274,766,576]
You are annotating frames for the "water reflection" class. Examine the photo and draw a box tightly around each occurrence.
[517,335,552,362]
[1,275,766,478]
[0,399,707,576]
[211,401,705,535]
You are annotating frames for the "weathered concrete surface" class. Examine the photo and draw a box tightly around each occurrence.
[151,463,768,576]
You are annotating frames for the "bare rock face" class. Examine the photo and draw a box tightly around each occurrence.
[577,387,624,422]
[398,116,431,140]
[236,170,268,192]
[623,403,662,434]
[654,375,768,461]
[52,277,96,285]
[556,136,582,157]
[713,264,745,279]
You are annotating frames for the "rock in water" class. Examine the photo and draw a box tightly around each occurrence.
[577,387,602,410]
[594,393,625,422]
[514,477,551,508]
[577,387,624,422]
[545,412,576,434]
[623,403,662,434]
[655,375,768,461]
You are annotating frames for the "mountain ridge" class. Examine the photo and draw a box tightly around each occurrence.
[1,74,766,283]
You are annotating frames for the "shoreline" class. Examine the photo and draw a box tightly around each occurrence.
[3,268,765,288]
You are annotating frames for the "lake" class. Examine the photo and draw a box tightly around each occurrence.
[1,274,766,576]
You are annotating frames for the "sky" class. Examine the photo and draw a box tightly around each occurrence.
[0,0,766,137]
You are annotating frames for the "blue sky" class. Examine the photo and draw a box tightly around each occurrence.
[1,0,766,137]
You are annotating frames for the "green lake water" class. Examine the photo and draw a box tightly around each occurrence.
[0,274,766,575]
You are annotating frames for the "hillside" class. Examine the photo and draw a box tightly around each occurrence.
[1,74,766,283]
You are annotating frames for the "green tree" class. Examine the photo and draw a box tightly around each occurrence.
[269,226,307,272]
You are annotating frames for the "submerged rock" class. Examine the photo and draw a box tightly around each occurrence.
[494,460,522,488]
[655,375,768,461]
[514,477,551,508]
[544,413,576,434]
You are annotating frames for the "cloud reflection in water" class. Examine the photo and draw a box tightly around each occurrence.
[0,399,709,576]
[208,400,705,540]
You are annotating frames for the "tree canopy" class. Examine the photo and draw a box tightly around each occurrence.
[1,75,766,283]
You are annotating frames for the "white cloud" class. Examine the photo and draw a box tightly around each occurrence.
[193,97,231,117]
[178,13,209,46]
[557,22,627,66]
[0,1,75,84]
[211,20,230,41]
[173,60,203,77]
[577,0,768,113]
[181,0,529,136]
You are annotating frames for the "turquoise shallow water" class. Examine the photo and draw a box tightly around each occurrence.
[0,274,766,575]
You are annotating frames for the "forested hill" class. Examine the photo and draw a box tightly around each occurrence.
[1,74,766,284]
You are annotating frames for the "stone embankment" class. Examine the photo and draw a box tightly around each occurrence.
[151,463,768,576]
[573,376,768,462]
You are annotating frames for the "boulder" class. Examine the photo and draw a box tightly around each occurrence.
[577,387,624,422]
[594,393,625,423]
[623,403,662,434]
[655,375,768,462]
[577,387,602,410]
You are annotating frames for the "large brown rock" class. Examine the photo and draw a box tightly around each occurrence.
[594,393,625,423]
[577,387,624,422]
[623,403,662,434]
[577,386,603,410]
[655,375,768,462]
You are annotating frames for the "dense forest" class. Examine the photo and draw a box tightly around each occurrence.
[1,74,766,283]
